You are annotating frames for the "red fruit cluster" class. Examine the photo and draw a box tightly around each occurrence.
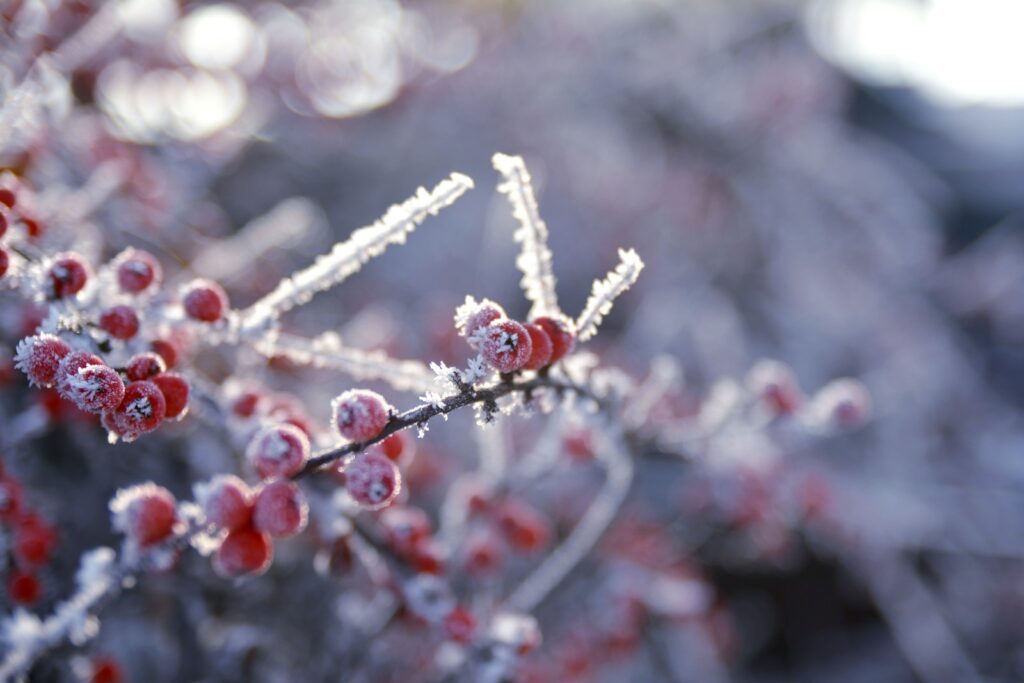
[455,298,576,374]
[1,465,59,606]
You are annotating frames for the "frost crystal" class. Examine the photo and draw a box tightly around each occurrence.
[241,173,474,332]
[575,248,645,342]
[493,153,560,319]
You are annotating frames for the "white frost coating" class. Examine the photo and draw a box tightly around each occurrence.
[241,173,474,332]
[575,248,645,342]
[256,331,435,394]
[493,153,560,319]
[190,197,326,283]
[0,548,120,680]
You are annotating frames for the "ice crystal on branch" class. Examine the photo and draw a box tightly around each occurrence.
[575,248,645,342]
[493,153,561,319]
[240,173,474,333]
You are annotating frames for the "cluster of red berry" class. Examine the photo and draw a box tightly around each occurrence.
[0,463,58,606]
[457,298,576,374]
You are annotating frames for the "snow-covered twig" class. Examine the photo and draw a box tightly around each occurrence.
[575,248,644,342]
[493,153,560,318]
[240,173,474,333]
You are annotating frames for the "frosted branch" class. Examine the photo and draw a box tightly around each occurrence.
[493,153,560,318]
[254,331,436,394]
[575,248,645,342]
[240,173,474,332]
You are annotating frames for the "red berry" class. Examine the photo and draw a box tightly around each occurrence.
[20,214,43,240]
[252,480,308,538]
[443,607,477,644]
[182,279,228,323]
[0,208,6,238]
[532,316,575,363]
[230,387,264,418]
[380,506,432,556]
[344,453,401,510]
[479,319,532,373]
[377,431,414,466]
[125,352,166,381]
[47,253,90,299]
[14,516,58,566]
[195,474,253,531]
[55,350,103,395]
[114,247,161,293]
[98,305,140,340]
[108,380,166,441]
[7,570,42,605]
[461,531,503,576]
[522,323,553,370]
[14,333,71,387]
[454,296,506,340]
[498,499,551,554]
[0,248,8,279]
[151,372,189,419]
[149,339,178,368]
[110,483,177,547]
[62,363,125,413]
[0,478,24,521]
[0,187,14,209]
[246,424,309,480]
[214,527,273,577]
[89,657,123,683]
[332,389,392,442]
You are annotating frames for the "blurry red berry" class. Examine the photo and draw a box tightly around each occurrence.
[98,305,140,340]
[380,506,432,556]
[531,316,575,363]
[124,352,166,382]
[182,279,228,323]
[149,339,178,368]
[48,253,90,299]
[111,483,177,547]
[252,480,308,538]
[7,570,41,605]
[498,499,551,553]
[215,527,273,577]
[0,248,8,279]
[114,247,161,294]
[246,424,309,480]
[151,372,189,419]
[332,389,392,442]
[89,657,123,683]
[444,607,477,644]
[345,453,401,510]
[196,474,253,532]
[14,516,58,566]
[522,323,553,370]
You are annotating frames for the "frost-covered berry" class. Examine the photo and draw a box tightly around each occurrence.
[196,475,254,531]
[108,381,166,441]
[7,570,42,605]
[345,452,401,510]
[246,424,309,480]
[214,527,273,577]
[152,372,189,420]
[14,333,71,387]
[252,480,308,538]
[47,253,90,299]
[454,296,506,340]
[522,322,553,370]
[125,352,166,381]
[110,483,177,547]
[63,363,125,413]
[444,606,478,644]
[56,350,103,395]
[747,360,802,415]
[182,278,228,323]
[98,305,140,340]
[479,319,532,373]
[0,248,8,279]
[498,499,551,553]
[813,378,872,428]
[114,247,161,294]
[332,389,392,441]
[150,339,178,368]
[532,315,575,363]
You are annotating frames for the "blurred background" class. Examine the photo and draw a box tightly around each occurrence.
[4,0,1024,681]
